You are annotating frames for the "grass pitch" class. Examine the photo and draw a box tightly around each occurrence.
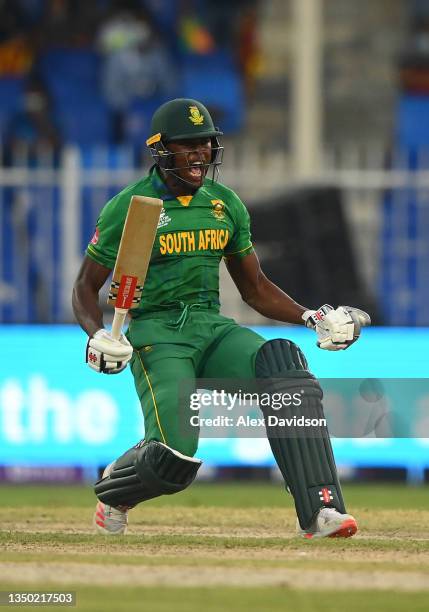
[0,482,428,611]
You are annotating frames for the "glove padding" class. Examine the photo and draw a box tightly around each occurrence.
[86,329,133,374]
[303,305,371,351]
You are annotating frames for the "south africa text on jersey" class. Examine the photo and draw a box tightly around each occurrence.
[159,229,229,254]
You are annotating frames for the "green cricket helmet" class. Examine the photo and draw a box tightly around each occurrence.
[146,98,224,183]
[148,98,223,142]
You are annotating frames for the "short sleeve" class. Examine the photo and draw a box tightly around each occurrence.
[224,193,254,259]
[86,195,127,269]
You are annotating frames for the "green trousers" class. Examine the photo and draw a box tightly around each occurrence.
[127,306,266,457]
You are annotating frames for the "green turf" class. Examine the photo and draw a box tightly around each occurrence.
[0,482,428,509]
[1,483,428,611]
[4,550,428,573]
[0,587,427,612]
[2,529,429,556]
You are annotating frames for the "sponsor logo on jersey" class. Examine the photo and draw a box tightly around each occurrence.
[157,208,172,229]
[159,229,229,255]
[189,105,204,125]
[211,199,226,221]
[90,227,99,245]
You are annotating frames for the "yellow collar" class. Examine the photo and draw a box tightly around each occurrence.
[177,195,193,207]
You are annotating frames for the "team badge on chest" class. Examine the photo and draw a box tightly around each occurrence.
[211,199,226,221]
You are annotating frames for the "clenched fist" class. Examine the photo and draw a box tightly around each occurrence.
[86,329,133,374]
[302,305,371,351]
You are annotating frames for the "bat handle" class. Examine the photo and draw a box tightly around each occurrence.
[111,308,128,341]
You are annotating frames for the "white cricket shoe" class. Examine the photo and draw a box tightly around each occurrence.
[94,501,128,535]
[93,462,129,535]
[297,507,358,539]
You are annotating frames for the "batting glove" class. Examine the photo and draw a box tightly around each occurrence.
[86,329,133,374]
[302,304,371,351]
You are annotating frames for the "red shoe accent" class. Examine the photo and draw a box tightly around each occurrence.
[95,519,105,528]
[329,518,358,538]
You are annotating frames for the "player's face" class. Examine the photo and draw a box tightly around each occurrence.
[166,138,212,191]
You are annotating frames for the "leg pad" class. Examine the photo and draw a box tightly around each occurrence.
[256,339,346,529]
[95,440,202,507]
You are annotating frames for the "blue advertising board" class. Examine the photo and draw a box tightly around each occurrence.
[0,325,428,476]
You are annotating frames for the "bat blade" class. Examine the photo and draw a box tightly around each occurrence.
[107,195,162,338]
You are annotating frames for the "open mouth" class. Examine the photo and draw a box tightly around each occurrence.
[188,163,204,179]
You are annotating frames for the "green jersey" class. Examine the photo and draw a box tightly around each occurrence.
[86,167,253,317]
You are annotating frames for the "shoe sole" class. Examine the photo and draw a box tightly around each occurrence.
[329,517,358,538]
[303,518,358,539]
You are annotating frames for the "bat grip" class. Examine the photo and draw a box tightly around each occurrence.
[111,308,128,341]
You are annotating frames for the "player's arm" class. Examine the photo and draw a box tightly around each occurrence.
[225,251,370,350]
[72,255,111,336]
[225,250,307,324]
[72,256,133,373]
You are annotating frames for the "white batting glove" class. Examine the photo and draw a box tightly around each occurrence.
[302,304,371,351]
[86,329,133,374]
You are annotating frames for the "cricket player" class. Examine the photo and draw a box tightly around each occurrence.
[72,98,370,538]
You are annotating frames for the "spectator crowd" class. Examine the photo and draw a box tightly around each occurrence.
[0,0,260,150]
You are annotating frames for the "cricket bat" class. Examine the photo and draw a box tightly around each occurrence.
[107,195,162,340]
